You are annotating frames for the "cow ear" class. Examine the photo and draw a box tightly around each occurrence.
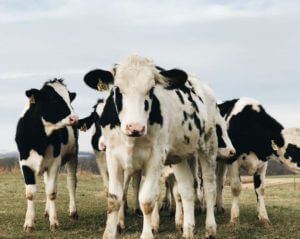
[159,69,188,90]
[77,112,96,132]
[69,92,76,102]
[25,88,41,103]
[84,69,114,92]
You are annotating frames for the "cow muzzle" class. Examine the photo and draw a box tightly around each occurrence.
[68,115,79,126]
[125,123,145,137]
[218,147,236,159]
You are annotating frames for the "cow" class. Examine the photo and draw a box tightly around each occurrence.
[216,97,300,227]
[160,107,236,229]
[83,54,222,239]
[77,100,142,232]
[15,79,79,232]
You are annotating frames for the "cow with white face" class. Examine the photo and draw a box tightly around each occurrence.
[84,54,221,239]
[15,79,79,232]
[216,97,300,227]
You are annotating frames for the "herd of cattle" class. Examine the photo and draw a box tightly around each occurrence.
[15,54,300,239]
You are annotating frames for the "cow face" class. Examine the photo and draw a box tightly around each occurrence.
[216,109,236,159]
[25,79,78,133]
[84,55,175,137]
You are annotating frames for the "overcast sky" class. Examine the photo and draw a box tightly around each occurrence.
[0,0,299,153]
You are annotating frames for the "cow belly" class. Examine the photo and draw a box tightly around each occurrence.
[238,152,266,175]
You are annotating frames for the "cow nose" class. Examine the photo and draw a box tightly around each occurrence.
[126,123,145,136]
[229,149,236,157]
[69,115,79,125]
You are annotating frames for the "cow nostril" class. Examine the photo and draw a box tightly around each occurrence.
[229,150,236,156]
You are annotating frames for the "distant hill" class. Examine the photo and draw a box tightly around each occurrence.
[0,151,99,174]
[0,152,295,176]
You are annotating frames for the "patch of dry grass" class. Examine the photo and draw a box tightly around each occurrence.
[0,172,299,239]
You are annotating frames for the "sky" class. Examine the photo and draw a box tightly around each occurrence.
[0,0,299,152]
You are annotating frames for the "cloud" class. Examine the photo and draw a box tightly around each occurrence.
[0,0,299,151]
[1,0,299,24]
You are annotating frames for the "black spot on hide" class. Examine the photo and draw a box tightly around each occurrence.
[216,124,226,148]
[149,92,163,126]
[284,144,300,167]
[99,90,121,129]
[254,173,261,188]
[144,100,149,111]
[22,166,35,185]
[175,90,184,104]
[115,87,123,113]
[218,99,239,120]
[226,104,284,164]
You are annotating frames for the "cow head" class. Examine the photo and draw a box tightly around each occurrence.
[25,79,78,134]
[216,108,236,159]
[84,55,184,137]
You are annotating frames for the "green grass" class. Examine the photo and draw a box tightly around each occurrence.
[0,173,299,239]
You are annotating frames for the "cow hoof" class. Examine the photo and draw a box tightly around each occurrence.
[24,226,34,233]
[140,232,154,239]
[50,223,59,231]
[44,211,49,219]
[259,218,271,228]
[69,211,78,220]
[230,217,240,226]
[182,231,194,239]
[204,225,216,239]
[103,230,114,239]
[205,236,217,239]
[152,226,159,234]
[175,225,183,234]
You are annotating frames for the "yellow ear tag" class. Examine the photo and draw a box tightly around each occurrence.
[80,122,87,132]
[29,95,35,104]
[97,79,109,91]
[271,140,279,151]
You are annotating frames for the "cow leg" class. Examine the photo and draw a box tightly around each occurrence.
[103,155,124,239]
[139,155,162,239]
[199,154,217,239]
[45,159,61,231]
[172,180,183,233]
[43,172,50,219]
[117,172,131,233]
[132,171,142,215]
[188,156,202,215]
[172,160,195,239]
[161,180,171,212]
[151,196,160,233]
[198,163,206,213]
[228,162,242,225]
[21,165,36,232]
[95,150,109,197]
[216,160,228,214]
[66,156,78,219]
[254,162,271,227]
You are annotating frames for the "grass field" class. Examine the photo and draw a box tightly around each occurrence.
[0,173,299,239]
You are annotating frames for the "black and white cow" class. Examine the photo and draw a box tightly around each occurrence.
[160,107,236,230]
[77,100,142,232]
[15,79,79,232]
[216,97,300,227]
[83,54,222,239]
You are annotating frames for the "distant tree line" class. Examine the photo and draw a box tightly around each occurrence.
[0,153,294,176]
